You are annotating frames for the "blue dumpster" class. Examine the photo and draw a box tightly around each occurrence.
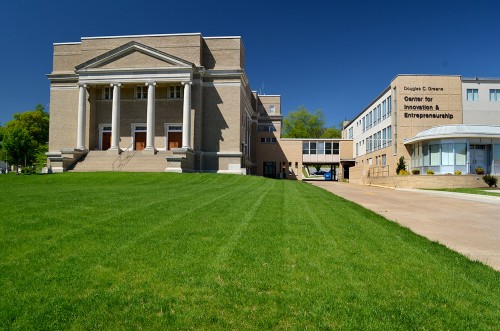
[324,172,332,180]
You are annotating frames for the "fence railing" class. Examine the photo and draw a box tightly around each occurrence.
[368,165,390,177]
[112,143,134,171]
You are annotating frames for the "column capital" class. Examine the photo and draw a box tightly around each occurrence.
[78,83,88,88]
[145,81,157,86]
[182,81,192,86]
[110,82,121,87]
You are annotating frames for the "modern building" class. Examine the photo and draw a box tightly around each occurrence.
[342,75,500,181]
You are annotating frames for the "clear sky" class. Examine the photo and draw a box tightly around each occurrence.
[1,0,499,128]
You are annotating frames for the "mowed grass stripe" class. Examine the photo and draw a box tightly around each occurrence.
[0,173,498,330]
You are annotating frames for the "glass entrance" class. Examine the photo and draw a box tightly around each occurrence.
[470,145,489,174]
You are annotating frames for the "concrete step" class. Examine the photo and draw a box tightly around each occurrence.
[72,150,173,172]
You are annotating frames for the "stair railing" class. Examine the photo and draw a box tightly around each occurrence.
[112,143,134,171]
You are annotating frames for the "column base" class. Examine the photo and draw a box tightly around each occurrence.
[142,147,157,155]
[107,147,122,155]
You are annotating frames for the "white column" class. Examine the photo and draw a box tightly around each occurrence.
[110,83,121,151]
[145,82,156,152]
[77,84,87,150]
[182,81,192,149]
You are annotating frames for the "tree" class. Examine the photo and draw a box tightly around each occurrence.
[1,104,49,171]
[282,106,326,138]
[321,127,342,138]
[395,156,406,175]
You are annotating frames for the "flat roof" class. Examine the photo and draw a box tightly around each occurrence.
[54,33,242,45]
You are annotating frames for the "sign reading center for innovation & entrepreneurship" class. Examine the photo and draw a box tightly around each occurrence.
[402,86,453,119]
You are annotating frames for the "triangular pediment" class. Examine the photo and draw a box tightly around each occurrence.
[76,41,193,71]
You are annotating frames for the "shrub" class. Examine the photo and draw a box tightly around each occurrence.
[426,169,434,175]
[398,169,410,176]
[482,175,498,187]
[454,170,462,175]
[395,156,406,175]
[411,169,420,175]
[475,167,485,175]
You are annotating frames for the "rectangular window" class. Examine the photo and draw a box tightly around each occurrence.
[382,128,386,147]
[362,117,365,132]
[466,88,478,101]
[441,143,454,165]
[302,142,309,154]
[169,85,182,99]
[310,142,317,154]
[332,143,339,154]
[382,154,387,166]
[423,144,429,166]
[430,144,441,166]
[137,86,148,99]
[317,142,325,155]
[348,127,353,139]
[387,125,392,145]
[490,89,500,101]
[103,87,113,100]
[269,105,276,113]
[455,143,467,165]
[325,142,332,154]
[382,100,387,119]
[376,105,381,123]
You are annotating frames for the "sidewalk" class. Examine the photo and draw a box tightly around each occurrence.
[311,181,500,271]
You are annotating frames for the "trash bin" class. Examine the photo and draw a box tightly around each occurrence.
[324,172,332,180]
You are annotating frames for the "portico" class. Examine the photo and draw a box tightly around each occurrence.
[48,33,262,174]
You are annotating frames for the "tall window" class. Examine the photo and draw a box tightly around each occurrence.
[455,144,467,165]
[490,89,500,101]
[466,89,478,101]
[103,87,113,100]
[387,96,392,116]
[348,127,353,139]
[382,100,387,119]
[441,143,454,165]
[430,144,441,166]
[137,86,148,99]
[169,85,182,99]
[269,105,276,114]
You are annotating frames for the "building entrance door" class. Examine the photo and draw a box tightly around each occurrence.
[102,132,111,150]
[470,145,488,173]
[135,132,147,151]
[263,161,276,178]
[168,132,182,150]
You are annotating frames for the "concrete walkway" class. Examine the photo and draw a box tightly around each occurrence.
[311,181,500,271]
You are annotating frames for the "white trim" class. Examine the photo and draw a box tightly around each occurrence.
[164,123,183,151]
[204,36,241,39]
[98,124,112,150]
[53,42,81,45]
[81,33,202,40]
[131,123,147,151]
[257,94,281,97]
[78,71,192,85]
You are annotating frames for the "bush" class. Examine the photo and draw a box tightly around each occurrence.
[475,167,485,175]
[398,169,410,176]
[411,169,420,175]
[482,175,498,187]
[426,169,434,175]
[454,170,462,175]
[395,156,406,175]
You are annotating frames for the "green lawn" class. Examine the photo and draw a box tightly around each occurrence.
[432,187,500,197]
[1,173,498,330]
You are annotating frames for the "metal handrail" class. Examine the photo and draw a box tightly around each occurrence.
[112,143,134,171]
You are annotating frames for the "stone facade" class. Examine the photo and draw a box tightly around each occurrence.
[47,33,261,174]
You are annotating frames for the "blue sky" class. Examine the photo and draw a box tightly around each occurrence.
[1,0,499,128]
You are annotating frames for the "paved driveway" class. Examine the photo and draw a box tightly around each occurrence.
[311,181,500,271]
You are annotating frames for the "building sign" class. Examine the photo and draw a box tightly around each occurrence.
[402,86,453,120]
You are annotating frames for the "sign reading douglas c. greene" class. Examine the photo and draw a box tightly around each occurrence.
[402,86,453,119]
